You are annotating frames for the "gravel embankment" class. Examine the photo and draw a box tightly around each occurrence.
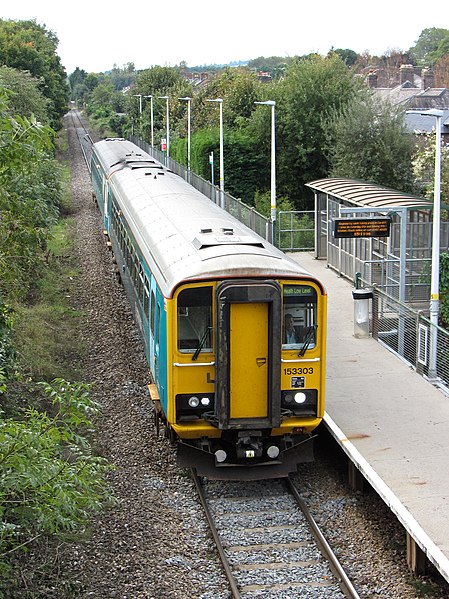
[11,112,449,598]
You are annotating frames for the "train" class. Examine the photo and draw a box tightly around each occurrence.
[90,138,327,479]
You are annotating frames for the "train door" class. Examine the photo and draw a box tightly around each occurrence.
[215,280,281,429]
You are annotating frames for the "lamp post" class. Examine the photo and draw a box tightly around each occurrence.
[179,96,191,181]
[133,94,142,136]
[143,95,154,147]
[207,98,224,208]
[421,108,444,379]
[158,95,170,161]
[255,100,276,243]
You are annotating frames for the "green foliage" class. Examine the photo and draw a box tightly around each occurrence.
[330,48,358,66]
[266,54,362,208]
[12,216,85,383]
[0,379,113,582]
[327,93,417,192]
[412,131,449,201]
[0,303,15,393]
[0,88,61,301]
[0,66,50,124]
[0,19,69,129]
[83,77,129,136]
[409,27,449,65]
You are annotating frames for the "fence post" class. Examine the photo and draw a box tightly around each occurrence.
[371,284,379,340]
[416,310,424,376]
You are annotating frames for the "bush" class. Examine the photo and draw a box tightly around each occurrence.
[0,379,113,582]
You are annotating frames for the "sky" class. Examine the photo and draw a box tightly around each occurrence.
[1,0,447,75]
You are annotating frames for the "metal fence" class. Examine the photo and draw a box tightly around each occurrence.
[367,283,449,392]
[277,210,315,251]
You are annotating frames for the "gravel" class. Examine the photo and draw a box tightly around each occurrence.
[8,111,449,598]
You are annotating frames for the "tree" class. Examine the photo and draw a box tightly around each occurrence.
[268,54,362,208]
[0,66,49,123]
[327,93,416,193]
[331,48,358,66]
[409,27,449,65]
[412,128,449,201]
[192,68,262,130]
[0,88,60,300]
[0,19,69,128]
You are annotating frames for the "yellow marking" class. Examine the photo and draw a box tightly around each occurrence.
[230,302,268,419]
[431,294,439,300]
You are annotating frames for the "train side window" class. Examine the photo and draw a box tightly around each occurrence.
[282,284,317,351]
[150,290,156,334]
[155,304,161,346]
[144,277,150,318]
[177,287,212,353]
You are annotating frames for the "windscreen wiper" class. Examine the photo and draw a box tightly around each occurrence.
[298,324,317,357]
[192,326,212,361]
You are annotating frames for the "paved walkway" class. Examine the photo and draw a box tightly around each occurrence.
[288,252,449,583]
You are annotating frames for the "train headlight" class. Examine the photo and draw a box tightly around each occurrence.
[284,393,293,404]
[294,392,307,404]
[200,397,210,406]
[188,396,200,408]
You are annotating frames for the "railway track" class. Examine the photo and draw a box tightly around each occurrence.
[69,108,95,170]
[191,471,360,598]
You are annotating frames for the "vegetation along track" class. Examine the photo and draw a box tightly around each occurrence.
[191,472,360,599]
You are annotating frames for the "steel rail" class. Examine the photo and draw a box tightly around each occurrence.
[286,476,360,599]
[190,469,241,599]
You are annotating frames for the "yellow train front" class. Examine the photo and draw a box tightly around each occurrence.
[90,138,327,480]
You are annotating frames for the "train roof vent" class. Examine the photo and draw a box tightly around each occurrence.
[193,228,264,250]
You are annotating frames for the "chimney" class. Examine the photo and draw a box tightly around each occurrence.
[422,67,435,89]
[367,71,378,88]
[400,64,415,86]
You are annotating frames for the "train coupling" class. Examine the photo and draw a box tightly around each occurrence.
[235,430,264,459]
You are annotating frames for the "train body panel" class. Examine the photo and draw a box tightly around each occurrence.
[90,138,327,478]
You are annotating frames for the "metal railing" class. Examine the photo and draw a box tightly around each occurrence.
[369,284,449,392]
[277,210,315,251]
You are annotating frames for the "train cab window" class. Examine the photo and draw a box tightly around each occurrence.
[282,284,317,352]
[177,287,212,355]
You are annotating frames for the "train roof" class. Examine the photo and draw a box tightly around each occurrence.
[92,139,323,297]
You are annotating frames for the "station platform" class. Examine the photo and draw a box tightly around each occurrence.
[288,252,449,585]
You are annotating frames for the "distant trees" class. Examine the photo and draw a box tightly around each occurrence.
[409,27,449,65]
[70,25,449,212]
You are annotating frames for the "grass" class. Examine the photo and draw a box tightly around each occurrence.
[11,170,85,383]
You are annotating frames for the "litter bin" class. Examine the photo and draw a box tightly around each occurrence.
[352,289,373,338]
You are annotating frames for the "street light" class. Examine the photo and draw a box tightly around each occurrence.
[158,95,170,160]
[143,95,154,147]
[420,108,444,379]
[133,94,142,136]
[207,98,224,208]
[255,100,276,243]
[179,96,191,180]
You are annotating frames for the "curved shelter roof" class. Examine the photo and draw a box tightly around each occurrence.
[306,178,434,211]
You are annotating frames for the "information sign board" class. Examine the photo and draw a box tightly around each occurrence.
[333,217,391,239]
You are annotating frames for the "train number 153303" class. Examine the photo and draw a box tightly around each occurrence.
[283,367,313,375]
